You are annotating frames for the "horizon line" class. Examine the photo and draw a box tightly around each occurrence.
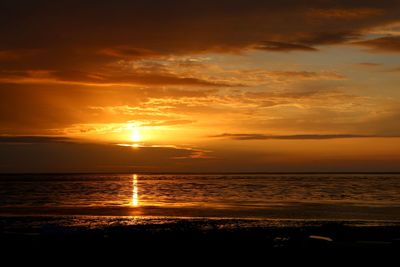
[1,171,400,175]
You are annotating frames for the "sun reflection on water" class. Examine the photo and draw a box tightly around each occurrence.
[132,174,139,207]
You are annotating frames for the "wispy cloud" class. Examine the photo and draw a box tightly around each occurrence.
[357,62,382,67]
[254,41,317,52]
[209,133,396,140]
[0,69,237,87]
[354,36,400,52]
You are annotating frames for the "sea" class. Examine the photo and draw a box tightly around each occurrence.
[1,173,400,227]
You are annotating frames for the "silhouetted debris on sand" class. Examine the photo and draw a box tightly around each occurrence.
[0,216,399,254]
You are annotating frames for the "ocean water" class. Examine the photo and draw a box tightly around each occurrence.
[1,173,400,221]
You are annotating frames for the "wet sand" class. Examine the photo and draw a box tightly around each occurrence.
[1,216,400,256]
[1,202,400,220]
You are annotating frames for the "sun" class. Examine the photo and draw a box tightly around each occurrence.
[131,126,141,143]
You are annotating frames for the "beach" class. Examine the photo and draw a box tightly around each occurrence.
[1,173,400,256]
[1,216,400,257]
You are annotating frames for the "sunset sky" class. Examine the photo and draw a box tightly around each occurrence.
[1,0,400,172]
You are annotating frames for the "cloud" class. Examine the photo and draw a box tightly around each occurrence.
[0,83,218,134]
[0,1,397,135]
[387,67,400,72]
[266,71,345,80]
[357,62,382,67]
[1,135,399,173]
[0,136,209,172]
[209,133,394,140]
[254,41,317,52]
[0,0,397,96]
[0,69,235,87]
[139,120,195,127]
[307,7,385,19]
[0,1,399,69]
[354,36,400,52]
[0,136,71,144]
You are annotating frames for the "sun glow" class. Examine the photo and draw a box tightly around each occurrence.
[130,125,142,143]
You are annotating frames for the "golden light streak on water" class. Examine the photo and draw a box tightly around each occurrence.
[132,174,139,207]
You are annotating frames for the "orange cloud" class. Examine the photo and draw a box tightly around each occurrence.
[354,36,400,52]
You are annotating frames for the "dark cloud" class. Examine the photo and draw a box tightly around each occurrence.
[49,70,235,87]
[209,133,392,140]
[354,36,400,52]
[0,136,71,144]
[0,69,235,87]
[1,135,399,173]
[255,41,317,52]
[0,136,205,172]
[357,62,382,67]
[0,0,399,74]
[267,71,345,80]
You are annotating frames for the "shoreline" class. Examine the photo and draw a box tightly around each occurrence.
[1,215,400,252]
[3,214,400,227]
[1,202,400,221]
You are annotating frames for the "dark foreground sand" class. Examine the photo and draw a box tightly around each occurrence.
[1,216,400,259]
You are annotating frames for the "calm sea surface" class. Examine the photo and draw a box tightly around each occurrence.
[1,174,400,221]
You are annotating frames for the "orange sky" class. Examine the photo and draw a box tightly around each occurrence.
[1,1,400,172]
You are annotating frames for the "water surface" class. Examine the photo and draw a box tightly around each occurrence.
[1,173,400,221]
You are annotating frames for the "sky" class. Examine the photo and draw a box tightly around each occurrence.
[1,0,400,173]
